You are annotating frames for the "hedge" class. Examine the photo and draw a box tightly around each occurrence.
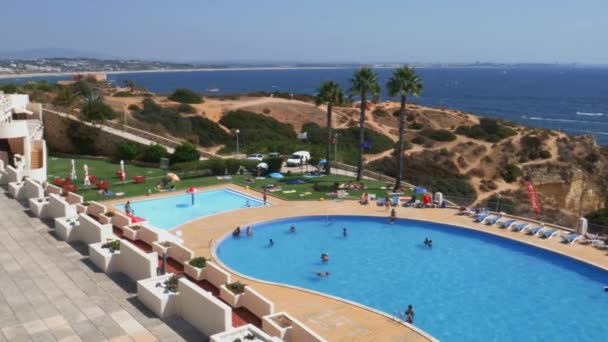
[168,88,203,104]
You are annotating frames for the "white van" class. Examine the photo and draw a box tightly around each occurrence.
[286,151,311,166]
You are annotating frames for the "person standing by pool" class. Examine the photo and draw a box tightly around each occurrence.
[125,201,132,215]
[290,225,296,233]
[389,208,396,223]
[343,227,348,237]
[263,189,267,205]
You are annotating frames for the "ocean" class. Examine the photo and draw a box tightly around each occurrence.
[4,67,608,144]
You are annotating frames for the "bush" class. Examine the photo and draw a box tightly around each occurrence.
[502,163,522,183]
[262,108,271,114]
[101,240,121,252]
[539,150,552,159]
[127,104,140,111]
[172,158,259,175]
[138,144,167,163]
[226,281,246,295]
[113,142,140,161]
[411,136,426,145]
[168,88,203,104]
[456,118,516,142]
[423,129,456,142]
[188,257,207,268]
[71,81,92,97]
[113,91,133,97]
[177,103,196,114]
[171,143,200,164]
[66,121,99,155]
[0,83,18,94]
[372,108,388,117]
[263,157,283,173]
[408,122,424,130]
[81,97,117,123]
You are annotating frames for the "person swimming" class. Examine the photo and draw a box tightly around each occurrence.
[269,238,274,247]
[315,271,330,277]
[343,227,348,237]
[405,305,415,318]
[289,225,296,233]
[245,200,251,207]
[321,252,329,262]
[424,238,433,248]
[232,226,241,237]
[246,226,253,236]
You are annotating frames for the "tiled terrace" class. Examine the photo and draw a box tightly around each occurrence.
[0,188,205,341]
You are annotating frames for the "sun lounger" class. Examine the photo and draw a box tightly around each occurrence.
[527,226,545,236]
[512,222,530,232]
[561,233,582,244]
[377,198,386,206]
[541,228,560,239]
[474,214,490,222]
[391,197,400,206]
[485,216,503,225]
[500,219,517,229]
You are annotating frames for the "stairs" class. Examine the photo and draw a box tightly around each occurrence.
[30,149,43,169]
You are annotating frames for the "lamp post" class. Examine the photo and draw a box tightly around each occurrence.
[123,110,127,132]
[235,129,240,157]
[334,133,339,163]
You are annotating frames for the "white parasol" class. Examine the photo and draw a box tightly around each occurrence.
[83,164,91,186]
[70,159,77,180]
[120,160,126,181]
[257,162,269,169]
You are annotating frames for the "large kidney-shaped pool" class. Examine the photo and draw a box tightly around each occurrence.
[216,216,608,341]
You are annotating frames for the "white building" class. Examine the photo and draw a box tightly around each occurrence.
[0,91,47,184]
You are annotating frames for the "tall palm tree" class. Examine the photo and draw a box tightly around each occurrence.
[349,68,381,181]
[315,81,345,175]
[386,66,423,191]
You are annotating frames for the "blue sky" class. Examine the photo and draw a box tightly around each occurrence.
[3,0,607,63]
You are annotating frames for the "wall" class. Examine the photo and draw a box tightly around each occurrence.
[47,184,62,195]
[205,262,231,288]
[116,240,158,281]
[111,211,132,229]
[23,178,44,199]
[66,192,83,205]
[240,287,274,319]
[73,213,112,245]
[167,243,194,264]
[87,201,107,216]
[178,278,232,336]
[138,225,159,245]
[48,193,77,219]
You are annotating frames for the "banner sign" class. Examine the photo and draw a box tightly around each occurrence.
[525,181,541,214]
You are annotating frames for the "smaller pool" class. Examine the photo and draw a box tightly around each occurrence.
[115,188,264,230]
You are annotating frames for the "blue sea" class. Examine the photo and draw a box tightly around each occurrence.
[4,66,608,143]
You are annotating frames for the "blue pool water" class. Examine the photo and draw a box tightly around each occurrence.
[115,189,263,230]
[216,216,608,342]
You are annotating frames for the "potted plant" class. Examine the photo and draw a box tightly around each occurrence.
[162,274,181,293]
[220,281,246,307]
[184,256,207,281]
[101,240,121,253]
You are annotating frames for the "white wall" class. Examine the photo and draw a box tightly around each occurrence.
[23,178,44,200]
[206,262,231,288]
[48,193,77,219]
[72,213,113,245]
[240,287,274,319]
[178,278,232,336]
[116,240,158,281]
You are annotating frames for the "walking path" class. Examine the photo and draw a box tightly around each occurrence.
[0,188,204,342]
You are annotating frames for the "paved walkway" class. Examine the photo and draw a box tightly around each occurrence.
[0,188,205,342]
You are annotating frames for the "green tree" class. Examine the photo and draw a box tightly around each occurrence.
[80,96,117,124]
[168,88,203,104]
[315,81,345,175]
[113,142,140,161]
[139,144,168,163]
[171,142,200,164]
[386,66,423,191]
[71,80,92,97]
[123,79,136,92]
[349,68,380,181]
[53,87,79,107]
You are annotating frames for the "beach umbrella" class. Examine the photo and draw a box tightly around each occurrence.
[186,186,197,205]
[120,160,126,181]
[167,173,180,182]
[83,164,91,186]
[413,187,427,194]
[70,159,77,180]
[269,172,284,179]
[257,162,269,169]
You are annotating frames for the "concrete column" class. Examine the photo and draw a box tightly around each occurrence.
[577,217,588,235]
[434,192,443,205]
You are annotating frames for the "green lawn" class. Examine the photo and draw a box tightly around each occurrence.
[47,157,410,202]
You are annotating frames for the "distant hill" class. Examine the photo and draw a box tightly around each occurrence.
[0,48,114,60]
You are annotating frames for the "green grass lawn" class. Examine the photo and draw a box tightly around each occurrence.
[47,157,412,202]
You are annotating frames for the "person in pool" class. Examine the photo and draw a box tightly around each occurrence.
[343,227,348,237]
[389,208,396,223]
[321,252,329,262]
[232,226,241,237]
[245,200,251,207]
[246,226,253,236]
[424,238,433,248]
[405,305,415,318]
[289,225,296,233]
[269,238,274,247]
[315,271,330,277]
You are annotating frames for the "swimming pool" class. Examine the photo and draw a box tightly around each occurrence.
[114,189,264,230]
[216,216,608,342]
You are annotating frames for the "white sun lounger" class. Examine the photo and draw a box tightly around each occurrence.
[540,228,560,239]
[527,226,545,236]
[499,219,517,229]
[474,213,490,222]
[512,222,530,232]
[561,233,582,244]
[485,216,503,225]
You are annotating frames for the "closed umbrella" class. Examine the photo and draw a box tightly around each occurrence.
[257,162,269,169]
[70,159,77,180]
[269,172,284,179]
[83,164,90,186]
[120,160,126,181]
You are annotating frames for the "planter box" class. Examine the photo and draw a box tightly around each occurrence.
[54,216,81,241]
[152,241,171,256]
[76,203,88,214]
[137,274,180,319]
[122,225,142,241]
[99,213,113,225]
[262,312,293,340]
[183,262,206,281]
[210,324,280,342]
[89,241,120,273]
[219,284,243,308]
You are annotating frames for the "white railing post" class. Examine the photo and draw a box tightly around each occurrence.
[577,217,588,235]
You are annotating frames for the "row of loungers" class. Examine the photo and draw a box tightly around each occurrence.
[471,212,584,244]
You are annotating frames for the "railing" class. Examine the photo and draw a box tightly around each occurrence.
[329,161,415,187]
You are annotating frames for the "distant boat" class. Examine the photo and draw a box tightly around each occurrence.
[206,87,220,92]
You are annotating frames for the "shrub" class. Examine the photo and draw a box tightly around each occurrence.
[502,163,522,183]
[53,87,79,107]
[188,257,207,268]
[171,143,200,164]
[113,142,140,161]
[456,118,516,142]
[81,97,116,123]
[0,83,18,94]
[138,144,167,163]
[411,136,426,145]
[408,122,424,130]
[127,104,140,111]
[423,129,456,142]
[163,275,181,293]
[262,108,271,114]
[177,103,196,114]
[372,108,388,117]
[113,91,133,97]
[539,150,552,159]
[263,157,283,173]
[101,240,120,252]
[168,88,203,104]
[226,281,246,295]
[66,121,99,155]
[71,81,92,97]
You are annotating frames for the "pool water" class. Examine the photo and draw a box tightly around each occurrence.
[115,189,264,230]
[216,216,608,342]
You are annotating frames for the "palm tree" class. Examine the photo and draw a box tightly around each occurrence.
[349,68,381,181]
[386,66,423,191]
[315,81,345,175]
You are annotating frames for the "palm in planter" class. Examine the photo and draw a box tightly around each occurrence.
[386,66,423,191]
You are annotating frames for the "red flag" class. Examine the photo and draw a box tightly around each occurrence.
[525,181,541,214]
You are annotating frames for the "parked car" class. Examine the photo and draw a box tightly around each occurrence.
[267,152,281,158]
[286,151,311,166]
[246,153,265,161]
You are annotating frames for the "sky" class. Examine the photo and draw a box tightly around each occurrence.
[3,0,607,64]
